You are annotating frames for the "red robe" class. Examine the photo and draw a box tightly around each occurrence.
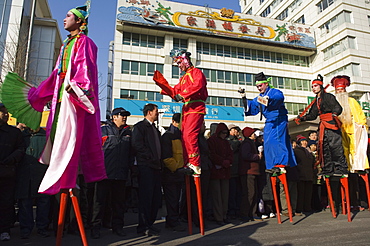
[162,67,208,166]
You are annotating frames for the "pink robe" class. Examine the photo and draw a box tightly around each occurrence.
[28,34,107,195]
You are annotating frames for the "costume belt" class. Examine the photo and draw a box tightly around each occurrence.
[184,99,204,105]
[318,113,342,167]
[59,72,66,80]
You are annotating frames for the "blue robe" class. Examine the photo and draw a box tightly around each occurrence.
[244,86,297,169]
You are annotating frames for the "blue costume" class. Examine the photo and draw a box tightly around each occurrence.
[243,86,297,170]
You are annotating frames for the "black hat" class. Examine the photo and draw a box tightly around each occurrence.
[255,72,267,82]
[111,107,131,117]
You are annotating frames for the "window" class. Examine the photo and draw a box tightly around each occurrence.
[173,38,187,50]
[122,32,164,48]
[326,63,360,78]
[246,7,252,15]
[120,89,163,101]
[317,0,335,13]
[296,15,305,24]
[276,8,288,21]
[319,11,351,35]
[260,6,271,17]
[323,36,357,60]
[121,60,163,75]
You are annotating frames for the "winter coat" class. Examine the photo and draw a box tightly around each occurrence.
[239,138,260,175]
[208,123,233,179]
[101,121,134,180]
[228,135,242,178]
[294,146,315,181]
[16,128,47,199]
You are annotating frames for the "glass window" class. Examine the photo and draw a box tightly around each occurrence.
[238,73,245,84]
[278,77,284,88]
[148,35,155,48]
[231,47,237,58]
[224,46,231,57]
[245,48,251,60]
[226,98,232,106]
[232,98,240,107]
[156,64,164,73]
[132,33,140,46]
[139,91,146,100]
[130,90,138,99]
[302,80,309,91]
[237,48,244,59]
[210,44,216,55]
[285,78,291,89]
[246,74,252,85]
[225,71,231,83]
[147,91,154,101]
[232,72,238,84]
[131,61,139,75]
[270,52,276,63]
[140,63,146,75]
[172,66,180,79]
[217,45,223,57]
[211,97,217,105]
[283,54,289,64]
[251,50,257,60]
[257,50,264,61]
[276,53,282,63]
[203,43,210,55]
[211,70,217,82]
[202,69,210,80]
[264,51,271,62]
[218,97,225,105]
[155,92,163,101]
[217,70,224,83]
[120,89,129,99]
[156,36,164,48]
[140,34,148,47]
[147,63,155,76]
[122,60,130,74]
[123,32,131,45]
[290,78,297,90]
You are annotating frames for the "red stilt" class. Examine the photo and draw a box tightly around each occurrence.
[193,175,204,235]
[185,175,192,235]
[278,173,293,222]
[69,189,88,246]
[325,177,337,218]
[340,183,346,215]
[56,190,68,246]
[359,173,370,211]
[340,177,352,222]
[270,176,281,224]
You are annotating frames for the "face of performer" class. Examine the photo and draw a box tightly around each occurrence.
[311,83,322,95]
[335,87,346,94]
[0,106,9,125]
[256,82,268,93]
[113,114,127,129]
[177,58,190,72]
[64,11,82,35]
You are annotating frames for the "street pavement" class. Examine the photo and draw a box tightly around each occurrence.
[4,207,370,246]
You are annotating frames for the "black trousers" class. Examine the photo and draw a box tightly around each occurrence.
[91,179,126,231]
[240,174,258,218]
[296,180,313,212]
[321,129,348,175]
[0,177,16,233]
[162,181,184,227]
[137,166,162,233]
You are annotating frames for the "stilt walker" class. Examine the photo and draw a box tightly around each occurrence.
[153,49,208,235]
[239,72,297,224]
[0,1,107,244]
[296,75,350,221]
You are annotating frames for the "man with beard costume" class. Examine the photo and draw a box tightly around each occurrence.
[332,75,369,172]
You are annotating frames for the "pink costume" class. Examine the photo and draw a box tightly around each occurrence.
[28,34,106,195]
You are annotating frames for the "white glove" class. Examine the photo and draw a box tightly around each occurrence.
[258,146,264,153]
[187,163,201,175]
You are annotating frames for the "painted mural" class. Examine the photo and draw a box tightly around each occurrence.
[117,0,316,48]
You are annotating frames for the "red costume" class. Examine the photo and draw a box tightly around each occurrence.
[159,67,208,167]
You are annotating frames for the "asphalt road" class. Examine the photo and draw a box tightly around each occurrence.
[4,208,370,246]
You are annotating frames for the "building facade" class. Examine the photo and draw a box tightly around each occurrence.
[0,0,61,85]
[111,0,369,131]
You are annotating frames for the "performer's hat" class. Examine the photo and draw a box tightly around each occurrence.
[242,127,257,138]
[70,0,91,34]
[312,74,323,86]
[111,107,131,117]
[330,75,350,89]
[296,134,307,143]
[255,72,273,87]
[228,124,240,131]
[170,49,191,63]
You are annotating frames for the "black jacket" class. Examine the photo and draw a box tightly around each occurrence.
[132,119,162,169]
[16,128,48,199]
[294,146,314,181]
[0,124,24,170]
[102,121,134,180]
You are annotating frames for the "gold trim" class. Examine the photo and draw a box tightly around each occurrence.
[172,10,275,39]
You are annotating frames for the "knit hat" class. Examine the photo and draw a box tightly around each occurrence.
[331,75,350,89]
[242,127,257,138]
[312,74,323,86]
[296,134,307,143]
[308,140,317,146]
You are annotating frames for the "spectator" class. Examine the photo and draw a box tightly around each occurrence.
[208,123,233,225]
[0,103,24,241]
[295,135,315,214]
[161,113,187,232]
[227,124,242,219]
[239,127,262,222]
[132,103,162,237]
[308,131,318,143]
[91,107,133,239]
[16,125,50,239]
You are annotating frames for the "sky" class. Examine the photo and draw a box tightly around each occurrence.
[48,0,241,118]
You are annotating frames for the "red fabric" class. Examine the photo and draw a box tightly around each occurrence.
[330,76,350,88]
[312,79,323,86]
[318,113,341,167]
[153,71,174,99]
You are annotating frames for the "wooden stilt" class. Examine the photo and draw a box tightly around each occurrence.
[278,173,293,223]
[194,175,204,235]
[185,175,192,235]
[270,176,281,224]
[56,190,68,246]
[69,189,88,245]
[359,173,370,211]
[340,177,352,222]
[325,177,337,218]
